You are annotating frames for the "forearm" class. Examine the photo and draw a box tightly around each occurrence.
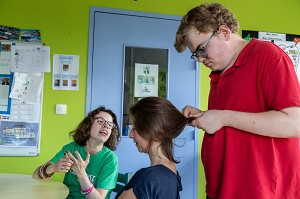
[223,107,300,138]
[32,167,40,180]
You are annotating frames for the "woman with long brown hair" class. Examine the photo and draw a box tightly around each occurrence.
[116,96,189,199]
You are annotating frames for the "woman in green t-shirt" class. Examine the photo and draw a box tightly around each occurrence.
[32,106,121,199]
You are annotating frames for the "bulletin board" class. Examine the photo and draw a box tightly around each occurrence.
[0,40,50,156]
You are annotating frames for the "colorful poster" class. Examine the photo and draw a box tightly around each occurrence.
[52,54,79,90]
[0,25,20,41]
[0,121,39,146]
[134,63,158,97]
[21,29,41,42]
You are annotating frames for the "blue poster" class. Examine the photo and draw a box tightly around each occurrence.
[0,121,39,146]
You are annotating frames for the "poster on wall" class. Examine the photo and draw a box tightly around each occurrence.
[10,44,50,73]
[0,121,39,147]
[52,54,79,90]
[134,63,158,98]
[242,30,300,42]
[0,25,20,41]
[20,29,41,42]
[274,40,300,80]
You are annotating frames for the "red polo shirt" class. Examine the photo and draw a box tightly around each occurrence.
[202,38,300,199]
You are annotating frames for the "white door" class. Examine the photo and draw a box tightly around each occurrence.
[86,7,199,199]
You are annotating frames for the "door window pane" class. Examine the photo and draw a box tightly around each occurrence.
[122,46,168,136]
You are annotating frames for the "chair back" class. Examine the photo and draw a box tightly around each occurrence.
[113,172,133,193]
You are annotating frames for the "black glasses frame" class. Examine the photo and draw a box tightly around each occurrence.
[191,31,216,61]
[95,117,115,129]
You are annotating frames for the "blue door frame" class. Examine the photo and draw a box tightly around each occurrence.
[86,7,199,199]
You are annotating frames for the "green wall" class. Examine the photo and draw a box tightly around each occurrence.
[1,0,299,198]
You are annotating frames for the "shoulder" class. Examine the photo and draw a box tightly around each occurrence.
[128,165,182,198]
[135,165,179,182]
[248,38,286,57]
[240,38,292,70]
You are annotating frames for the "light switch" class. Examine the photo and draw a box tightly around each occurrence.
[56,104,67,115]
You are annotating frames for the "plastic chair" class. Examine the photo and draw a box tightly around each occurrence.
[113,172,133,193]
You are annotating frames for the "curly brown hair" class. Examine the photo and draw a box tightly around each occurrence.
[174,3,239,52]
[69,106,120,151]
[129,97,189,163]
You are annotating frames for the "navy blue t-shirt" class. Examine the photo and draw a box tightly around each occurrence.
[115,165,182,199]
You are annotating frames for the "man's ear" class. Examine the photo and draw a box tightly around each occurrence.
[217,24,231,40]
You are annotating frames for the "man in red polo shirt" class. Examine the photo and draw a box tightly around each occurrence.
[174,3,300,199]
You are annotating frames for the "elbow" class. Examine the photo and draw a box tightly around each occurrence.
[32,174,37,180]
[282,107,300,137]
[293,124,300,137]
[292,112,300,137]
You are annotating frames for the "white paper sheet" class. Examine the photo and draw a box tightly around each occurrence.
[52,54,79,90]
[11,44,50,73]
[9,73,43,103]
[134,63,158,97]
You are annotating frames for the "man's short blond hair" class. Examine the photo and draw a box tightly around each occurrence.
[174,3,239,53]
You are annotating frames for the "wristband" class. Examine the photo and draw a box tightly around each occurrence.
[81,184,94,195]
[37,162,54,179]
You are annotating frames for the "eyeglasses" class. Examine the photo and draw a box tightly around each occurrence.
[191,31,216,61]
[95,117,115,129]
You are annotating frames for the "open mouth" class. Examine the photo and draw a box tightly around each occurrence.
[99,130,108,136]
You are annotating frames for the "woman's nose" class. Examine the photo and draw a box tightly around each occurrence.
[129,129,134,138]
[102,122,109,128]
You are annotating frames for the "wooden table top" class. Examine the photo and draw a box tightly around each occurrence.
[0,173,69,199]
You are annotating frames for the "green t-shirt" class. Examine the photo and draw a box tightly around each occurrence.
[50,142,118,199]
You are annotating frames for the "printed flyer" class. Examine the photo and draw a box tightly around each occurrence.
[134,63,158,97]
[52,54,79,90]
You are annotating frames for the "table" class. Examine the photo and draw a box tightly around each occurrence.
[0,173,69,199]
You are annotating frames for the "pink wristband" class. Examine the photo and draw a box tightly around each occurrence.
[81,184,94,195]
